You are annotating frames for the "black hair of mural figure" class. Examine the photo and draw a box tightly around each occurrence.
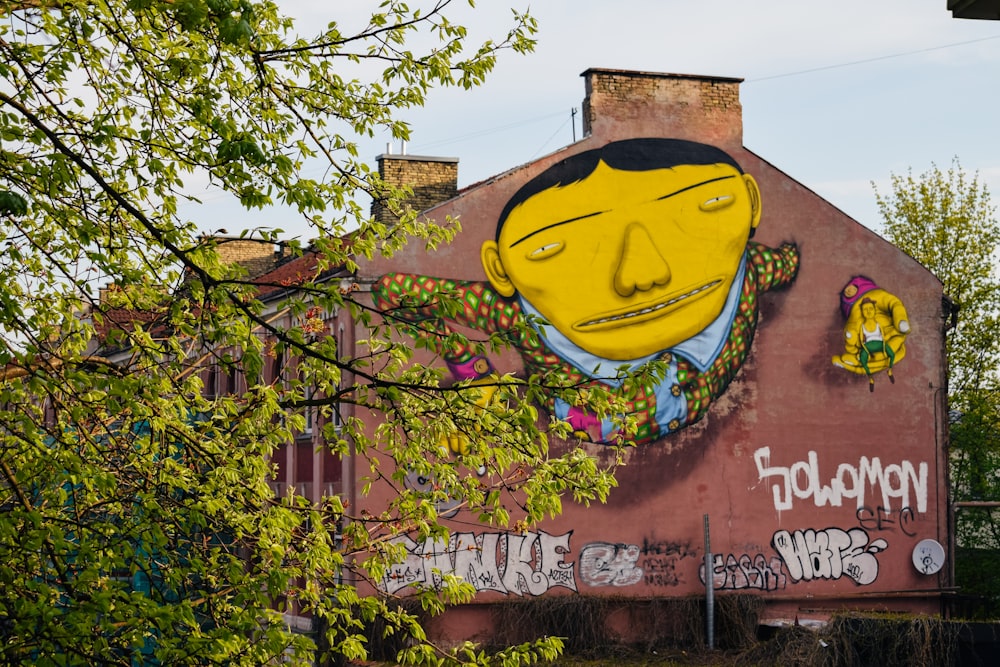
[496,138,745,240]
[375,137,800,448]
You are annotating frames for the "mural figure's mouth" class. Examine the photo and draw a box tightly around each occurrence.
[575,278,723,331]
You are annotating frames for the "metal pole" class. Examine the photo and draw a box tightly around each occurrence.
[704,514,714,650]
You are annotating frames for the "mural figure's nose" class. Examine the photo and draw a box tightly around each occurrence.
[613,223,671,297]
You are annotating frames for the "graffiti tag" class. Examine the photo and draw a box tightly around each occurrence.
[639,537,696,557]
[754,447,928,513]
[635,537,695,587]
[381,530,576,596]
[579,542,643,587]
[857,505,918,537]
[699,553,787,591]
[642,555,683,587]
[772,527,887,586]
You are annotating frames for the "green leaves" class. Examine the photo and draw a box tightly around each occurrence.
[216,136,266,165]
[876,160,1000,403]
[878,160,1000,609]
[0,190,27,216]
[0,1,565,665]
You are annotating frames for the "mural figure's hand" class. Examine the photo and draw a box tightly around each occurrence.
[565,406,601,442]
[439,373,501,474]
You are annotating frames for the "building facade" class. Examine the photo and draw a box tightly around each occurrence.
[345,68,952,641]
[86,68,952,646]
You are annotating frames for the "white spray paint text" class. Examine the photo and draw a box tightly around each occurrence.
[754,447,927,513]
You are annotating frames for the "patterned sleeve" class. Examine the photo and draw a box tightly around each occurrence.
[373,273,517,371]
[748,241,800,293]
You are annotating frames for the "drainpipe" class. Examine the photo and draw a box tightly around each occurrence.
[338,277,374,586]
[338,290,358,586]
[704,514,714,650]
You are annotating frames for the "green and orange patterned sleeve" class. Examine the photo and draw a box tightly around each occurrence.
[748,241,800,293]
[373,273,521,371]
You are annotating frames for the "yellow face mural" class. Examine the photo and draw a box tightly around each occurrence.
[481,161,762,360]
[373,138,800,446]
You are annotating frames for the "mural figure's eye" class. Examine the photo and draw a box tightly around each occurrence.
[528,241,563,259]
[700,194,734,211]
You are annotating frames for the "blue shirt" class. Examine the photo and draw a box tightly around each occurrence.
[519,256,748,441]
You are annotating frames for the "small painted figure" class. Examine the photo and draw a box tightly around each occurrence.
[832,276,910,391]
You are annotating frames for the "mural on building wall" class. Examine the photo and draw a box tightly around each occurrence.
[699,552,787,592]
[578,542,644,587]
[857,505,919,537]
[381,530,577,596]
[831,276,911,391]
[754,446,928,514]
[402,469,464,518]
[374,138,800,446]
[771,527,887,586]
[379,526,891,596]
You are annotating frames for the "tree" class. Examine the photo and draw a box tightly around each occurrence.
[876,159,1000,403]
[0,2,622,664]
[875,159,1000,611]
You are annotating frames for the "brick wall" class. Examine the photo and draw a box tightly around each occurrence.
[213,238,290,278]
[372,154,459,224]
[581,68,744,148]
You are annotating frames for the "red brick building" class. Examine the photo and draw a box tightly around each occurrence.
[87,67,950,645]
[343,68,952,641]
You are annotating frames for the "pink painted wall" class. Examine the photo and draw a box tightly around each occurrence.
[351,68,949,636]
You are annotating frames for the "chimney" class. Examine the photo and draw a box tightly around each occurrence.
[210,237,289,278]
[371,152,459,224]
[98,284,123,306]
[580,68,744,150]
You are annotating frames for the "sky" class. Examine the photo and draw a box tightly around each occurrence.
[187,0,1000,240]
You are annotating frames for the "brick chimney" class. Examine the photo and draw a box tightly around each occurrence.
[371,152,459,224]
[580,68,744,150]
[210,237,290,278]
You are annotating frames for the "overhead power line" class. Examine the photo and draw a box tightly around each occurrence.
[749,34,1000,82]
[411,111,566,152]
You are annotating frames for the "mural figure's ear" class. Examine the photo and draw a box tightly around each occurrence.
[744,173,762,234]
[481,240,516,297]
